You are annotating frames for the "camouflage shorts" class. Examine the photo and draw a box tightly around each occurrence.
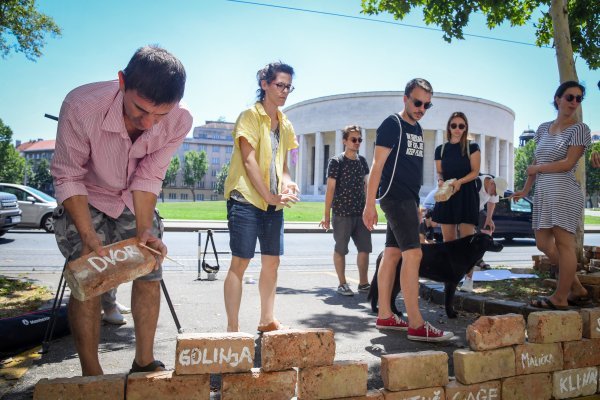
[53,204,164,281]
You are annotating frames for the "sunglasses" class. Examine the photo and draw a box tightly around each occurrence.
[563,94,583,103]
[450,123,466,130]
[410,97,433,110]
[349,137,363,143]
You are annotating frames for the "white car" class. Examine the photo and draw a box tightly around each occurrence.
[0,183,56,233]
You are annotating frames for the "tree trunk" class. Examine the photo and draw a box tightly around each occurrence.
[550,0,585,263]
[191,188,196,202]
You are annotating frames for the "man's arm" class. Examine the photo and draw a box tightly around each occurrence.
[484,201,496,232]
[132,190,165,266]
[320,177,336,230]
[363,145,392,231]
[62,195,106,257]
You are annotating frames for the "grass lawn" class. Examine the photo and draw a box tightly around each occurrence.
[0,276,53,319]
[157,201,387,222]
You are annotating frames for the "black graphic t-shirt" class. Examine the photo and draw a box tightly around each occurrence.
[327,154,370,216]
[375,114,424,202]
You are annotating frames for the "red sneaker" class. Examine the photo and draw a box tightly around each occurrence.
[375,314,409,331]
[407,322,454,342]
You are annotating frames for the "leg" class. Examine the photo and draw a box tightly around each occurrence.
[68,296,102,376]
[258,254,280,326]
[400,248,424,329]
[458,224,476,279]
[332,215,352,287]
[224,256,251,332]
[377,247,402,319]
[547,227,579,307]
[333,251,347,285]
[357,252,369,286]
[440,224,458,242]
[132,280,161,368]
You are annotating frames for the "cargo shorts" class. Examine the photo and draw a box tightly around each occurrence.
[53,204,164,281]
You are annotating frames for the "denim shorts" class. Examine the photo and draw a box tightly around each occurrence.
[227,199,284,259]
[53,204,164,281]
[380,197,421,251]
[332,215,372,255]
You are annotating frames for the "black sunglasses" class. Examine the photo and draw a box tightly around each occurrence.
[410,97,433,110]
[349,137,363,143]
[450,123,466,130]
[563,94,583,103]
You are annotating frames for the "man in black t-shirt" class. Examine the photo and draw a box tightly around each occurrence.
[363,78,453,342]
[320,125,372,296]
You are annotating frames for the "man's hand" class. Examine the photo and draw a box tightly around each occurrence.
[591,151,600,169]
[282,181,299,196]
[319,215,330,231]
[80,232,106,257]
[267,192,300,208]
[482,219,495,234]
[362,204,378,231]
[138,229,166,269]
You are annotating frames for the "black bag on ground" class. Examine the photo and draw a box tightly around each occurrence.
[201,230,220,274]
[0,306,69,355]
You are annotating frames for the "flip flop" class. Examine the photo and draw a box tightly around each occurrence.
[129,359,166,373]
[530,297,570,311]
[567,296,593,308]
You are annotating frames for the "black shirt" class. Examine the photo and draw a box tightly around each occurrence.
[327,154,370,216]
[375,114,424,202]
[434,141,480,180]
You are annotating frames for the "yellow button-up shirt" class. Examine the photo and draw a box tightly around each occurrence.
[225,102,298,211]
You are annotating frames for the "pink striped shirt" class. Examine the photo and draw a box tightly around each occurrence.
[51,80,193,218]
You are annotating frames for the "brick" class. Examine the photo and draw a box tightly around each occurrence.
[444,380,501,400]
[514,342,563,374]
[221,368,296,400]
[581,307,600,338]
[453,347,515,384]
[298,360,367,400]
[64,238,156,301]
[501,373,552,400]
[381,351,448,391]
[380,387,444,400]
[33,374,125,400]
[466,314,525,351]
[126,370,209,400]
[527,310,582,343]
[261,328,335,372]
[329,389,384,399]
[552,367,599,399]
[174,332,254,375]
[578,272,600,285]
[563,338,600,369]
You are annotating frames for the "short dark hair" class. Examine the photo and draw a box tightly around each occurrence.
[405,78,433,98]
[122,46,186,105]
[256,61,294,101]
[342,125,362,140]
[553,80,585,110]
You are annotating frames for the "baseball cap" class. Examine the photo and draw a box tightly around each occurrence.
[494,177,508,197]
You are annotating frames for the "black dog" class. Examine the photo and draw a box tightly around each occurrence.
[368,233,503,318]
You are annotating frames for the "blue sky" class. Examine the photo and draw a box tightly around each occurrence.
[0,0,598,144]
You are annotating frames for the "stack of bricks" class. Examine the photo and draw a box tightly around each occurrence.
[33,328,370,399]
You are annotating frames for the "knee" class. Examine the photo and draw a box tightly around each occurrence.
[403,248,422,263]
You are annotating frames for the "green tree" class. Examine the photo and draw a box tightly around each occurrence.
[28,158,53,193]
[161,155,180,202]
[0,118,27,183]
[513,139,537,195]
[0,0,61,61]
[214,161,230,196]
[585,142,600,202]
[183,150,208,202]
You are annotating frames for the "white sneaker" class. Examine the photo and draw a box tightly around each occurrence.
[115,302,131,314]
[459,277,474,293]
[102,308,127,325]
[336,283,354,296]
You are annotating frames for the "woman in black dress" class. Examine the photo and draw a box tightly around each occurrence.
[432,112,481,290]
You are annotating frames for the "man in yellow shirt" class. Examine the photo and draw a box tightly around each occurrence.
[223,62,299,333]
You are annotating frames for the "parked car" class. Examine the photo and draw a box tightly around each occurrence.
[0,192,22,237]
[0,183,56,233]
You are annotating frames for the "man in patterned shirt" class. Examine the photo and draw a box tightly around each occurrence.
[320,125,372,296]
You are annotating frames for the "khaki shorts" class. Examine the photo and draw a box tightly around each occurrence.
[53,204,164,281]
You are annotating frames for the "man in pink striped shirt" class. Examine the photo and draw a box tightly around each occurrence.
[51,46,192,376]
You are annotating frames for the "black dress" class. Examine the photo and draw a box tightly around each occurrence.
[432,141,480,225]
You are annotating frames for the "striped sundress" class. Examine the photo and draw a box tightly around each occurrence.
[532,121,591,234]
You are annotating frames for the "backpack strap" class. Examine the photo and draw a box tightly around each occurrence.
[335,152,345,181]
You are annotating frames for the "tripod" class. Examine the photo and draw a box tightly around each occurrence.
[41,261,183,354]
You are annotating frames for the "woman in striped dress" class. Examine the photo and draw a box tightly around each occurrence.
[514,81,591,310]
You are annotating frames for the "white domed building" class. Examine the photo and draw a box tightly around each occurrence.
[284,91,515,200]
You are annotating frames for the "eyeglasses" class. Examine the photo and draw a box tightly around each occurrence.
[349,137,363,143]
[410,96,433,110]
[273,82,295,93]
[450,123,466,130]
[563,94,583,103]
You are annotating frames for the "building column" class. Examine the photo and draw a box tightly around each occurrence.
[313,131,323,196]
[502,139,509,182]
[478,133,487,173]
[359,128,367,157]
[297,134,308,195]
[493,136,500,176]
[335,129,343,156]
[508,142,514,190]
[433,129,444,182]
